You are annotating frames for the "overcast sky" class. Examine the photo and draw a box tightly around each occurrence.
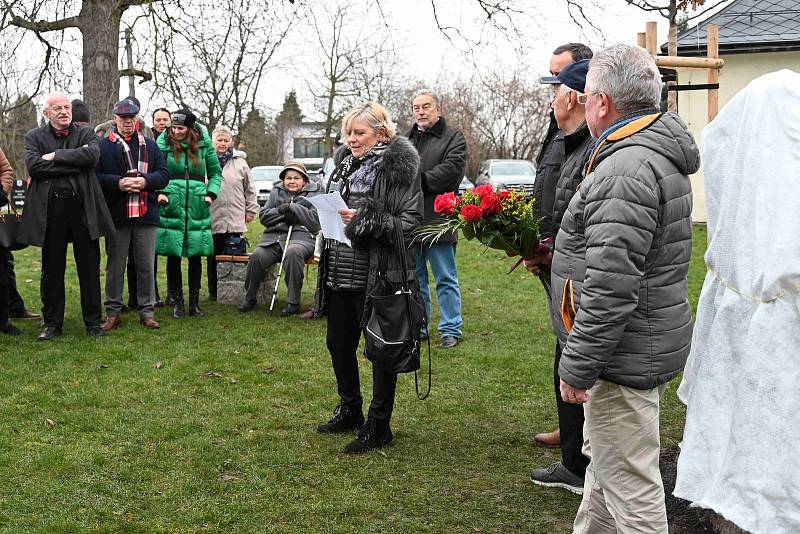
[260,0,680,115]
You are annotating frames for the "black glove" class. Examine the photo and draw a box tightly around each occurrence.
[279,203,296,224]
[277,203,291,214]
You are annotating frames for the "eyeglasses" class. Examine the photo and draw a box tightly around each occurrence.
[577,92,601,105]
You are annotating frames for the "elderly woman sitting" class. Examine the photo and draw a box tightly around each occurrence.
[239,160,322,315]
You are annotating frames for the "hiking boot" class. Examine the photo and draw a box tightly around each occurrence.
[344,418,393,454]
[316,404,364,434]
[529,461,584,495]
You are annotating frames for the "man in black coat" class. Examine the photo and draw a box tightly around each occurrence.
[20,92,115,340]
[526,43,593,451]
[407,90,467,349]
[96,99,169,331]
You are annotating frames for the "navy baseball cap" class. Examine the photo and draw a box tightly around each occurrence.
[539,59,590,94]
[112,98,140,117]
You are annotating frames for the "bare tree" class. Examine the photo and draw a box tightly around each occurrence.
[304,3,402,154]
[147,0,299,132]
[0,0,159,120]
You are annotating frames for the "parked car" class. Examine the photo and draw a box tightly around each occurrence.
[251,165,282,206]
[476,159,536,198]
[316,157,335,190]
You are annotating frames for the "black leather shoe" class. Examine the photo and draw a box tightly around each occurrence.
[439,336,460,349]
[1,323,21,335]
[86,326,107,337]
[281,303,300,316]
[9,308,40,320]
[38,326,62,341]
[238,300,257,313]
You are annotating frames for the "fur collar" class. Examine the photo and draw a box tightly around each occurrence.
[333,136,419,187]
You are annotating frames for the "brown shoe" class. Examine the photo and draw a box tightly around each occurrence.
[534,428,561,449]
[299,309,320,320]
[140,317,160,329]
[101,315,122,332]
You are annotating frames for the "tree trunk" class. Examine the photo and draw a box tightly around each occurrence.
[79,0,122,123]
[667,0,679,112]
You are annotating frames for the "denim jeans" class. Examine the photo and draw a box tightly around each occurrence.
[415,242,463,338]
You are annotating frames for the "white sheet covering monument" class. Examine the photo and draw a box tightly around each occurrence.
[674,69,800,534]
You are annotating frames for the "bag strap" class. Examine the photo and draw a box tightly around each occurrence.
[4,201,19,216]
[389,221,432,400]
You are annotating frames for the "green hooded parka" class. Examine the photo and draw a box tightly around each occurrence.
[156,126,222,257]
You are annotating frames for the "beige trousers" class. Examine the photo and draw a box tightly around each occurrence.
[572,379,668,534]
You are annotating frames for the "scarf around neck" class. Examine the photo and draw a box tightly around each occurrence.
[109,129,149,218]
[217,148,234,169]
[334,142,387,201]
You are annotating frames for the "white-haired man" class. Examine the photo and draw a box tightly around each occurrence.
[19,93,115,340]
[552,44,698,532]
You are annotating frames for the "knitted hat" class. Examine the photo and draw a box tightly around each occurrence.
[171,108,197,128]
[280,160,309,182]
[71,99,90,123]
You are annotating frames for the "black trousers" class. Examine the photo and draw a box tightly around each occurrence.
[554,341,589,477]
[326,287,397,422]
[0,247,9,326]
[126,244,160,306]
[4,251,26,314]
[206,232,234,298]
[41,196,102,329]
[166,256,202,292]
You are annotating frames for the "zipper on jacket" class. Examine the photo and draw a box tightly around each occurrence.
[184,156,190,244]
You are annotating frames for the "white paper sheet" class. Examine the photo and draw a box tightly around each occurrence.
[306,191,351,246]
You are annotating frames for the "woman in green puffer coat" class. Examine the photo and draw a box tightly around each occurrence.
[156,109,222,319]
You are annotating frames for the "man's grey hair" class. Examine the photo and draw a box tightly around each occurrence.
[212,125,234,139]
[587,44,662,115]
[412,89,440,107]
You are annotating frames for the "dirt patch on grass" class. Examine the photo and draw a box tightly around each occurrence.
[662,448,749,534]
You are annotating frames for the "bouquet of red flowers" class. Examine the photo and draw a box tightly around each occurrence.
[417,184,542,272]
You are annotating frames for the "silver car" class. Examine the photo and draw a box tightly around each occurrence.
[476,159,536,198]
[251,165,282,206]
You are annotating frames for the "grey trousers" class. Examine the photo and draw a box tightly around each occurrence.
[105,224,157,318]
[243,242,313,306]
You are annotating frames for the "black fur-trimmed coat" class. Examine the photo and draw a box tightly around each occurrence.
[316,135,422,323]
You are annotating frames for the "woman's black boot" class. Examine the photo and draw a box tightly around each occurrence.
[171,290,185,319]
[188,289,206,317]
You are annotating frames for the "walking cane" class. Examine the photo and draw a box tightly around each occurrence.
[269,225,294,313]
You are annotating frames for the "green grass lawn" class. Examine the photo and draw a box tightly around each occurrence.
[0,225,708,533]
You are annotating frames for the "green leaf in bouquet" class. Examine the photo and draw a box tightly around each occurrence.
[519,223,540,258]
[415,220,460,245]
[461,223,476,240]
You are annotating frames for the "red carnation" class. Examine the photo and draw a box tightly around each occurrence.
[499,191,511,201]
[473,184,494,197]
[480,192,501,215]
[433,192,459,216]
[460,203,483,222]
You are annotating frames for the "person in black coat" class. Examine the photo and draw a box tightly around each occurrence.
[315,102,422,454]
[0,145,20,335]
[19,92,115,341]
[96,99,170,331]
[406,91,467,349]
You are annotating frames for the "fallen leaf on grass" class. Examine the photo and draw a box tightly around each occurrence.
[45,418,55,429]
[97,364,109,369]
[261,367,276,374]
[204,371,224,378]
[481,331,493,336]
[229,378,238,384]
[220,473,238,482]
[154,362,162,369]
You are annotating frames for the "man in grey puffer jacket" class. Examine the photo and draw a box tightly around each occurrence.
[553,44,699,533]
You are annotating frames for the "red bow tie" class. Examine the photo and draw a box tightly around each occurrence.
[54,129,69,137]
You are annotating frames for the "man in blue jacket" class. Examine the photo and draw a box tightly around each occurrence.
[96,99,169,330]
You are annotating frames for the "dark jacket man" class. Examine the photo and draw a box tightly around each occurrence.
[20,123,114,247]
[407,116,466,240]
[96,131,170,226]
[532,112,565,242]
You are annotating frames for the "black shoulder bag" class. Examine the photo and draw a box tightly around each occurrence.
[0,202,27,251]
[363,222,431,399]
